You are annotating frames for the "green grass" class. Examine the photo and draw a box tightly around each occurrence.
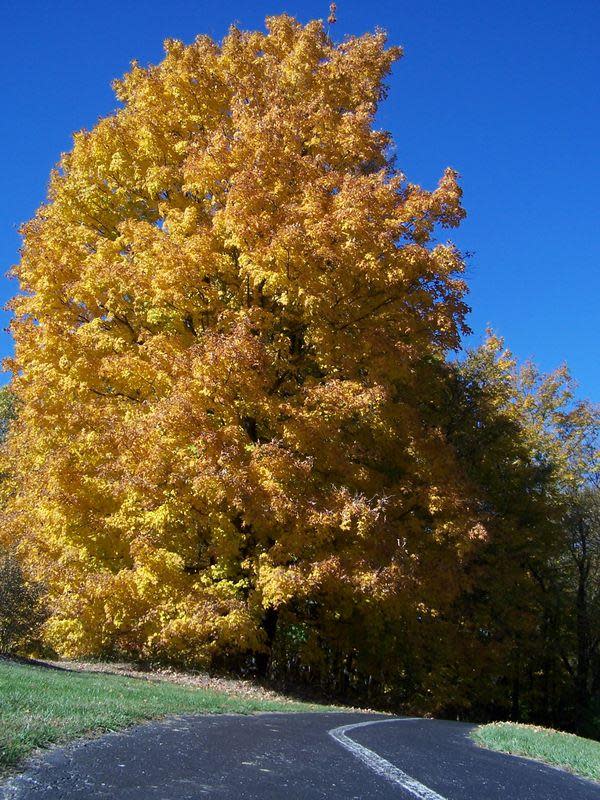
[472,721,600,783]
[0,659,330,775]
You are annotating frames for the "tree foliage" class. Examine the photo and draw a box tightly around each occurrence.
[451,336,600,727]
[5,15,476,677]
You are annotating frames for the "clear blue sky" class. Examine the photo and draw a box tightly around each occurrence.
[2,0,599,398]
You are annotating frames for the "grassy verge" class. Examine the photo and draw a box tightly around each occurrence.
[471,721,600,783]
[0,658,331,775]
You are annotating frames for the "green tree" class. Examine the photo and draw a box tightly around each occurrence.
[449,334,599,729]
[0,387,16,445]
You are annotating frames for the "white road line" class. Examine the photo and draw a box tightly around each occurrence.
[328,718,448,800]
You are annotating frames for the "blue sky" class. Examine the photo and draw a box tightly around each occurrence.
[2,0,598,398]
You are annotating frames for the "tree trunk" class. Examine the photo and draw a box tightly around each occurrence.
[255,606,279,679]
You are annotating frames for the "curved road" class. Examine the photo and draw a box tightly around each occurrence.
[1,713,597,799]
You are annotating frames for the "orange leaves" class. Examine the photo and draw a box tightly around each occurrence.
[5,14,479,671]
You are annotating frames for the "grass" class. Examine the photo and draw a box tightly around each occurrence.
[472,721,600,783]
[0,658,331,775]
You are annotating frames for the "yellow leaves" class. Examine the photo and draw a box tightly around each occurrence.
[130,545,185,599]
[4,13,479,669]
[257,558,302,607]
[427,490,443,515]
[429,168,467,229]
[257,553,350,609]
[44,618,91,659]
[144,164,177,197]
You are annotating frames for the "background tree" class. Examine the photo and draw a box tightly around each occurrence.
[0,387,47,654]
[446,335,599,729]
[0,388,16,443]
[514,351,599,730]
[0,551,47,654]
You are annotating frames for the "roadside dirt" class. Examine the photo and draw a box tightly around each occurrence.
[40,658,331,706]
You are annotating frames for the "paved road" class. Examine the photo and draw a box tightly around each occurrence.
[1,713,598,799]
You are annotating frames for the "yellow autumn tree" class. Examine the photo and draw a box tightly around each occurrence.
[5,16,483,686]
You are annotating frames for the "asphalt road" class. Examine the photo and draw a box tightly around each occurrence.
[1,713,598,799]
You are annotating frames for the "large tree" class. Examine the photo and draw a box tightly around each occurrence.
[6,16,487,694]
